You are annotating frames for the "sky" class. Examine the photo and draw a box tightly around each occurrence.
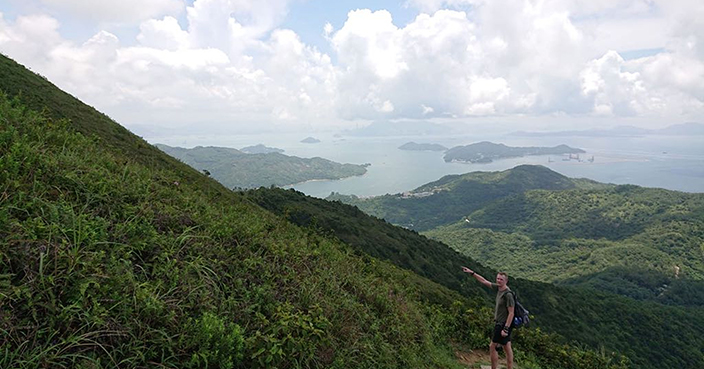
[1,0,703,136]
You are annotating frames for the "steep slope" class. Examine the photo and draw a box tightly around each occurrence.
[0,54,626,368]
[248,186,704,369]
[328,165,609,231]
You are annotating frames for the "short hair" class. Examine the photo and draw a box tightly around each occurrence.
[498,272,508,280]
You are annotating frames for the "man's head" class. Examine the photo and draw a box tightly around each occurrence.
[496,272,509,287]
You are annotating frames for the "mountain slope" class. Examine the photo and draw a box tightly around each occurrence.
[247,187,704,369]
[329,165,609,231]
[0,54,626,368]
[425,184,704,283]
[0,54,467,368]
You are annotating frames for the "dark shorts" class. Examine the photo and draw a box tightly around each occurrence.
[492,323,513,345]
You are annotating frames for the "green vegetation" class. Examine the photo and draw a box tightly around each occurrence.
[425,185,704,284]
[0,53,629,368]
[329,165,609,231]
[247,187,703,369]
[425,226,704,305]
[443,141,585,163]
[334,164,704,301]
[398,142,448,151]
[156,144,366,189]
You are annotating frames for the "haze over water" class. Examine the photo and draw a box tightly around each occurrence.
[150,133,704,198]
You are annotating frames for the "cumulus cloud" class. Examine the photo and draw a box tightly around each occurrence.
[580,51,645,116]
[330,5,587,119]
[0,0,338,132]
[1,0,703,133]
[575,0,704,118]
[137,16,190,50]
[0,13,65,67]
[38,0,184,23]
[185,0,291,54]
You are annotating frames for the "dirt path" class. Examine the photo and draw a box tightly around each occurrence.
[455,348,515,369]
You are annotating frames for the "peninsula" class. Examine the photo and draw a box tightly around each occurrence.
[156,144,366,188]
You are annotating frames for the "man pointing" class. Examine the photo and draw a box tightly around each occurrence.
[462,267,515,369]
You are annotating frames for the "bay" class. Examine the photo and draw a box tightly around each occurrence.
[148,132,704,198]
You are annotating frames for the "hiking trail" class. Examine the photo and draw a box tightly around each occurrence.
[455,348,517,369]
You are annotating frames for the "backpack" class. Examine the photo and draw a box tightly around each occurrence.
[507,291,530,328]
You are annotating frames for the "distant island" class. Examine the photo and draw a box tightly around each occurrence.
[444,141,585,163]
[509,122,704,137]
[398,142,448,151]
[240,144,284,154]
[301,137,321,143]
[155,144,366,188]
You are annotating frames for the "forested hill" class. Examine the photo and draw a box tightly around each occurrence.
[155,143,367,189]
[0,54,629,368]
[443,141,585,163]
[328,165,610,231]
[422,183,704,300]
[330,164,704,306]
[248,187,704,369]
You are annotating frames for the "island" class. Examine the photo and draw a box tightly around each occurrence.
[398,142,448,151]
[301,137,321,143]
[240,144,284,154]
[155,144,366,189]
[443,141,585,163]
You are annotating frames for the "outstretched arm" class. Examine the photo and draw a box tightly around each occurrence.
[461,266,493,288]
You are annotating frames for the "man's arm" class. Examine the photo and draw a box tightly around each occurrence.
[461,266,493,288]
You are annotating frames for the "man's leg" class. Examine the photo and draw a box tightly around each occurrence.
[504,342,513,369]
[489,342,498,369]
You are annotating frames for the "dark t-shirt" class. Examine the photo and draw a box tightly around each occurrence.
[491,283,515,324]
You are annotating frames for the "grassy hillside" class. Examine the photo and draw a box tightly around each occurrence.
[248,186,704,369]
[0,54,627,368]
[156,144,367,189]
[425,185,704,285]
[328,165,609,231]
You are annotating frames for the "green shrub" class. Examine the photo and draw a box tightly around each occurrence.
[181,312,244,369]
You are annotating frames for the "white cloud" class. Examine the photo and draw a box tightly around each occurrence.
[330,6,587,119]
[0,13,65,67]
[580,49,704,118]
[137,16,189,50]
[185,0,291,54]
[332,9,408,79]
[38,0,184,23]
[580,51,645,116]
[1,0,703,133]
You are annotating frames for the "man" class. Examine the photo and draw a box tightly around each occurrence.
[462,266,515,369]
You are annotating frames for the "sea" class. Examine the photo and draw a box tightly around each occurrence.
[148,132,704,198]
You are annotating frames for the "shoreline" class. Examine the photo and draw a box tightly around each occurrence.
[284,170,369,188]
